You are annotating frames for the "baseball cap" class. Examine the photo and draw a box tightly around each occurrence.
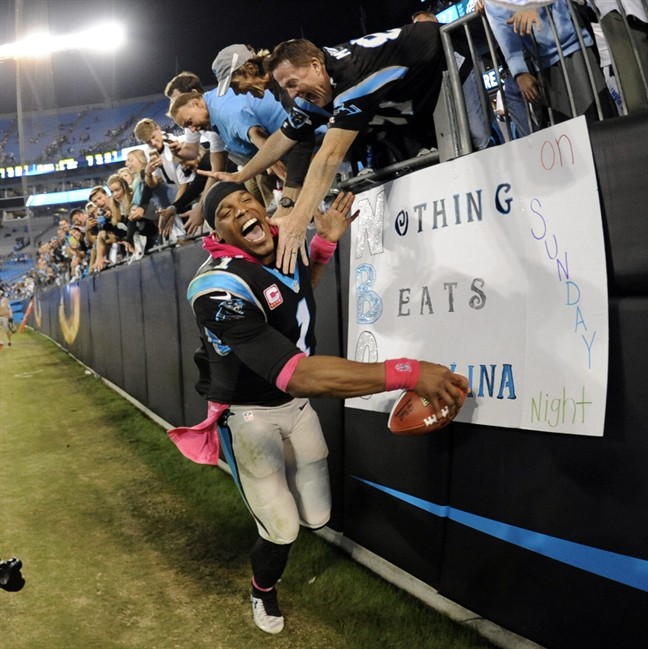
[212,44,255,97]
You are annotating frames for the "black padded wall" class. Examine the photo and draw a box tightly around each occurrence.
[87,271,124,387]
[116,264,148,408]
[173,243,212,427]
[140,252,184,427]
[589,114,648,297]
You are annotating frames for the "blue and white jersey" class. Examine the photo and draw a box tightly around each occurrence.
[280,21,447,140]
[189,253,316,406]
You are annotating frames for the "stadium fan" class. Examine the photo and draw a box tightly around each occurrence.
[133,118,189,241]
[210,45,320,215]
[170,181,467,635]
[124,149,162,256]
[88,185,129,272]
[167,81,290,209]
[483,0,618,126]
[198,22,450,274]
[163,71,230,234]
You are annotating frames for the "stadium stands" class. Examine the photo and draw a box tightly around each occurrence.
[0,95,180,166]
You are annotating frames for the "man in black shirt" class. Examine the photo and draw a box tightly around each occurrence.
[208,22,447,274]
[175,181,467,635]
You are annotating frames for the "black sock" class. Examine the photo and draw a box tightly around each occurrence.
[250,537,292,591]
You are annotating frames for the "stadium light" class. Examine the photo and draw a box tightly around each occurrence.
[1,7,127,264]
[0,21,125,60]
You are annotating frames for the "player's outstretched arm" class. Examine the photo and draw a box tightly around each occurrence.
[286,356,468,417]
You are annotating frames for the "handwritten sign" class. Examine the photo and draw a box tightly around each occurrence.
[346,117,609,435]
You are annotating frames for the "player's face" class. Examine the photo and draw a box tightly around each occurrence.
[273,58,332,106]
[213,190,275,263]
[174,99,210,132]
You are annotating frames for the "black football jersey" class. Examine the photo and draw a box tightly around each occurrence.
[281,22,446,141]
[188,254,317,406]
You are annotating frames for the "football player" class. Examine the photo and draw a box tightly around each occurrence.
[175,182,467,634]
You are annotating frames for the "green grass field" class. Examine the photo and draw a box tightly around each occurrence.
[1,331,495,649]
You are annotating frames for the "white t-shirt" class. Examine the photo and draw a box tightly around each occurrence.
[183,128,227,153]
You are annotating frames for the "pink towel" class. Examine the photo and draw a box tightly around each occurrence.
[167,402,229,465]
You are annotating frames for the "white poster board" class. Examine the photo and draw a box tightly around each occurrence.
[346,118,608,436]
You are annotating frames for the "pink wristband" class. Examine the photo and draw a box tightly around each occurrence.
[384,358,420,391]
[276,352,306,392]
[309,234,337,265]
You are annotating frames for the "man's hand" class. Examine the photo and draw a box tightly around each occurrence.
[146,152,163,175]
[165,139,183,156]
[129,206,144,221]
[507,9,541,35]
[196,169,241,184]
[314,191,359,243]
[516,72,543,104]
[181,203,205,236]
[158,207,178,238]
[415,362,469,419]
[268,160,287,182]
[272,208,310,274]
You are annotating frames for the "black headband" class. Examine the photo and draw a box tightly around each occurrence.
[202,181,247,229]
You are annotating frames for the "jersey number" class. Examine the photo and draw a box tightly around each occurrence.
[350,28,401,49]
[296,298,311,355]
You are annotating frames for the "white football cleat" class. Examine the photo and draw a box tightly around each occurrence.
[251,588,284,634]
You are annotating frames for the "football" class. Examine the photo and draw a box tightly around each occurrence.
[388,388,467,435]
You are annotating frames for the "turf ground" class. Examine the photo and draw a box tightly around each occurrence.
[0,330,495,649]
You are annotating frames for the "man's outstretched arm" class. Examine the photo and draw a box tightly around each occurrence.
[273,128,358,274]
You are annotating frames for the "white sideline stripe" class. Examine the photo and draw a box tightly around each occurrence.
[42,331,543,649]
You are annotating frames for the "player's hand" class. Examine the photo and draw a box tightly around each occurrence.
[181,204,205,236]
[507,9,541,35]
[415,362,469,419]
[315,191,359,243]
[273,209,310,274]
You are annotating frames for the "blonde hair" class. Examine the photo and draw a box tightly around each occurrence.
[168,90,202,120]
[127,148,148,171]
[134,118,160,143]
[107,174,132,220]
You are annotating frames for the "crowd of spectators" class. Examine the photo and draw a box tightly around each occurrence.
[1,0,645,296]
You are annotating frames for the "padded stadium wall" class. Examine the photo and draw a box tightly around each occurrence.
[33,114,648,649]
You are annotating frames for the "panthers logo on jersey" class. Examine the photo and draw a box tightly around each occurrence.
[287,107,313,130]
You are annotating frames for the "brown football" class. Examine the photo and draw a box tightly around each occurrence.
[388,388,467,435]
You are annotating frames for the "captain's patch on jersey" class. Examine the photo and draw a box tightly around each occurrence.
[264,284,283,310]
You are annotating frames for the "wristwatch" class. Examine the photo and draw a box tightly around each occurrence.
[279,196,295,208]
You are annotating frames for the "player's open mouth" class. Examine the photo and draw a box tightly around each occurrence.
[241,218,265,242]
